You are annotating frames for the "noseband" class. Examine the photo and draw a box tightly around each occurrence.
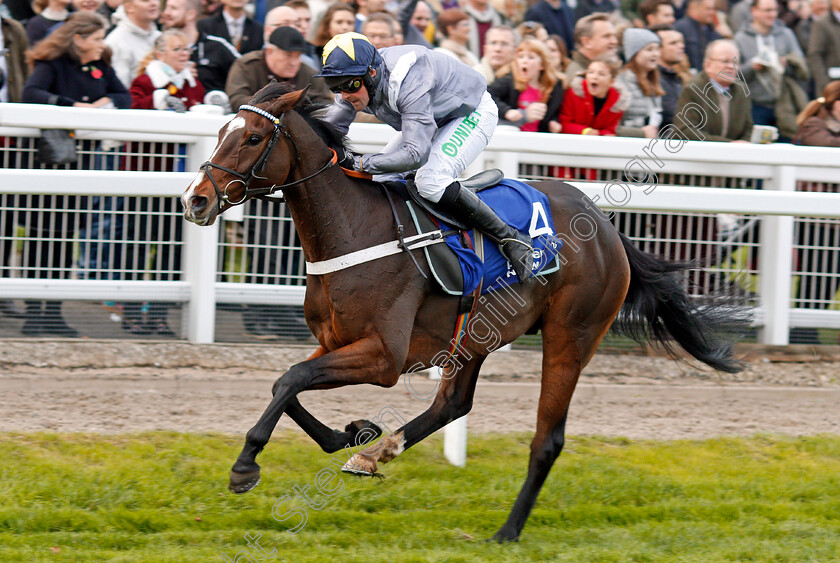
[199,104,336,208]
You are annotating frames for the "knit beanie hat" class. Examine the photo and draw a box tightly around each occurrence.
[623,28,661,62]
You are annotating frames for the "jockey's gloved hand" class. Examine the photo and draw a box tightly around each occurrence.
[165,95,187,113]
[338,147,361,170]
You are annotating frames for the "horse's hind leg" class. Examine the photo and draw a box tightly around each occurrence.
[492,308,618,542]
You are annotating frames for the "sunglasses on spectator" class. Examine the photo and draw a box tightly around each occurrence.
[327,76,365,94]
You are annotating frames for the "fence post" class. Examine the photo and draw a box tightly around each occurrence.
[182,135,221,343]
[443,415,468,467]
[183,220,219,343]
[429,368,468,465]
[758,165,795,345]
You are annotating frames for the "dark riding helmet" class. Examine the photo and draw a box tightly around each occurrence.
[315,32,382,94]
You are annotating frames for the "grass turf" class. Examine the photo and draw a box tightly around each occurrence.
[1,431,839,562]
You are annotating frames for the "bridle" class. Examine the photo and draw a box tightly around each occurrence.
[199,104,336,209]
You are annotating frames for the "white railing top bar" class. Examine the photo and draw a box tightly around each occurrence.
[569,183,840,217]
[3,170,840,217]
[3,104,839,170]
[351,122,840,169]
[1,169,193,196]
[0,103,228,136]
[0,126,206,144]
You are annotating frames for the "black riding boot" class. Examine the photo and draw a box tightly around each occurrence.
[437,182,534,281]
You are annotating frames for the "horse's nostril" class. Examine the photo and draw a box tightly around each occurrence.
[191,196,208,212]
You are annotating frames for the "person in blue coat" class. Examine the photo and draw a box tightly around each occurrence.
[672,0,721,71]
[523,0,575,52]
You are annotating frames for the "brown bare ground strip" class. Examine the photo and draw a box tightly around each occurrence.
[1,340,839,440]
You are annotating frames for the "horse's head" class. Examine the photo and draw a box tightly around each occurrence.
[181,84,312,226]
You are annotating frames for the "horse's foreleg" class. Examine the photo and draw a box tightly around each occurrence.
[342,356,485,476]
[229,337,397,493]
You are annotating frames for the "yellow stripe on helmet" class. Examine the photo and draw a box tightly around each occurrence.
[321,32,372,66]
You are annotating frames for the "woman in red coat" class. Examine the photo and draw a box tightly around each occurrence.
[130,29,205,111]
[555,55,628,180]
[559,55,627,136]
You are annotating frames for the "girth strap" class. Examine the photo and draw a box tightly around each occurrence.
[305,230,451,275]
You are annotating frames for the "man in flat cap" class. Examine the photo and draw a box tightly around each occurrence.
[225,25,332,109]
[224,25,333,340]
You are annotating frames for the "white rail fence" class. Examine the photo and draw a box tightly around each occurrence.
[1,104,839,347]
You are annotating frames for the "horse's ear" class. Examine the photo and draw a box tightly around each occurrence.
[293,85,311,107]
[267,86,311,115]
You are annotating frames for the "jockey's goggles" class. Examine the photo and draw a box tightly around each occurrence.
[325,76,365,94]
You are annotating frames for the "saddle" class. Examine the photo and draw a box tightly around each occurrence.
[380,170,563,300]
[378,170,502,297]
[308,163,563,301]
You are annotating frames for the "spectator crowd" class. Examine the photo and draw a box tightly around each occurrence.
[0,0,838,337]
[1,0,838,140]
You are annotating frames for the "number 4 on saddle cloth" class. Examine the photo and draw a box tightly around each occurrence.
[393,174,565,298]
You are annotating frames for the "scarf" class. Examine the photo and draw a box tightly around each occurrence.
[145,59,196,90]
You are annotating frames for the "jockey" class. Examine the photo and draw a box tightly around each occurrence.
[315,32,534,281]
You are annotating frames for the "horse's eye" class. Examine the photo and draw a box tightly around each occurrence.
[247,134,262,145]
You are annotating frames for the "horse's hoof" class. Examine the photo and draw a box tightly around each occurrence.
[341,465,375,476]
[229,469,261,494]
[341,453,378,476]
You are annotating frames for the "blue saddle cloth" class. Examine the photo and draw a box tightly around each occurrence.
[434,178,564,296]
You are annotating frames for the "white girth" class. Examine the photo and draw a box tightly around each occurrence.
[305,230,447,276]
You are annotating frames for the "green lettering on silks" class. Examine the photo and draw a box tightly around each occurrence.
[442,143,458,157]
[462,114,479,130]
[441,111,482,157]
[451,126,470,146]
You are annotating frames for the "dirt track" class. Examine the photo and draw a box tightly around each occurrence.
[1,341,839,440]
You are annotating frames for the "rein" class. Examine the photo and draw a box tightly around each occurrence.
[200,104,336,209]
[201,103,430,279]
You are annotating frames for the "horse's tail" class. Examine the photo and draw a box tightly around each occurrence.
[612,232,747,374]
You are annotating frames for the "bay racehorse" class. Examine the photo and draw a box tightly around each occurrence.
[181,83,744,542]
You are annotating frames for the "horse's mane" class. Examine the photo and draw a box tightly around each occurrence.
[249,81,350,156]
